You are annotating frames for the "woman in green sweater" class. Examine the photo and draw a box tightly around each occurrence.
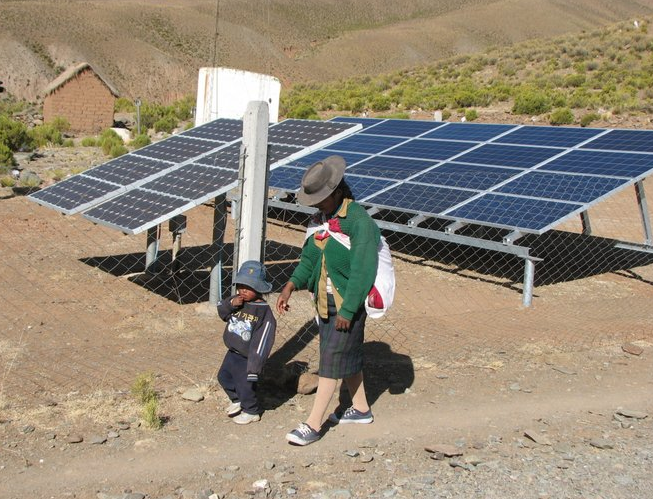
[276,155,380,446]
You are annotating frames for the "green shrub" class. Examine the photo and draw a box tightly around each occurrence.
[28,123,63,147]
[131,372,157,404]
[62,138,74,147]
[1,175,16,187]
[512,88,553,115]
[154,115,178,134]
[464,109,478,121]
[580,112,600,127]
[0,143,16,166]
[287,103,319,119]
[109,144,128,158]
[142,398,163,430]
[98,129,124,156]
[130,134,151,149]
[50,116,71,133]
[0,115,31,151]
[115,97,136,113]
[549,107,575,125]
[81,137,97,147]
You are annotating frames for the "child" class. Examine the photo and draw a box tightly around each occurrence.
[217,260,276,424]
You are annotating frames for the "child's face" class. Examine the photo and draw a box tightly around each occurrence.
[236,284,259,302]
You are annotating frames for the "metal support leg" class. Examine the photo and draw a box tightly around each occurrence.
[581,211,592,235]
[209,195,227,305]
[522,258,535,307]
[145,225,161,274]
[635,181,652,246]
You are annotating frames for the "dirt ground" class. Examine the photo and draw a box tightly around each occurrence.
[1,140,653,498]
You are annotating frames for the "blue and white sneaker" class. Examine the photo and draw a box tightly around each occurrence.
[328,406,374,424]
[286,423,321,446]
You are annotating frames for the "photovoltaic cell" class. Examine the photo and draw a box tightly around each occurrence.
[346,156,436,180]
[359,119,445,137]
[446,194,581,232]
[496,125,604,148]
[422,123,516,142]
[344,176,396,201]
[28,176,123,215]
[84,190,189,233]
[140,164,239,200]
[329,117,384,129]
[385,139,474,161]
[454,143,562,168]
[269,166,306,191]
[365,183,477,214]
[537,150,653,178]
[85,156,173,185]
[413,163,522,190]
[134,135,220,163]
[178,118,243,142]
[327,134,406,154]
[286,150,369,168]
[581,129,653,153]
[496,171,629,203]
[268,120,356,147]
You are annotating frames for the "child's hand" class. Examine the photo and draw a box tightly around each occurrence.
[231,296,244,308]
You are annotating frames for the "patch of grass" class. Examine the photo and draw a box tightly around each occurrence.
[131,372,163,429]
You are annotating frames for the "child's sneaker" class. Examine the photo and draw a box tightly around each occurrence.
[232,412,260,425]
[328,406,374,424]
[286,423,321,446]
[226,401,241,416]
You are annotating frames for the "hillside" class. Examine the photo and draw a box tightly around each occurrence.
[1,0,653,103]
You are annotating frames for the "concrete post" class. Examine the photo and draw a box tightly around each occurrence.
[235,101,269,271]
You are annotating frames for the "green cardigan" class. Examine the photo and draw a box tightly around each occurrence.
[290,200,380,320]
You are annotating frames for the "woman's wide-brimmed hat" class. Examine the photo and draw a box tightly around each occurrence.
[234,260,273,294]
[297,155,346,206]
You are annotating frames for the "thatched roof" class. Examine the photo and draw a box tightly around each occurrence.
[43,62,120,97]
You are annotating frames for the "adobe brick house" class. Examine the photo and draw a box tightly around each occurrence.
[43,62,120,134]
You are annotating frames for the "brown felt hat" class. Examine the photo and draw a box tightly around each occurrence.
[297,155,346,206]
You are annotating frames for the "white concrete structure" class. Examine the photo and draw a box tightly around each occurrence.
[195,67,281,126]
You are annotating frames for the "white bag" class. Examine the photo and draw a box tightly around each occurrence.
[305,222,395,318]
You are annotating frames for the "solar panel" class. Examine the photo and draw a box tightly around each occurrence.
[267,117,653,235]
[581,129,653,153]
[80,119,359,234]
[29,118,242,214]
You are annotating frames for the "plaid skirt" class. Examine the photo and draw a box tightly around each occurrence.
[318,294,367,379]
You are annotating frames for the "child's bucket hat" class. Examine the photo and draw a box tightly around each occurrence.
[234,260,273,293]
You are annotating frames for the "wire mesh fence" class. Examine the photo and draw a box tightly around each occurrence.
[1,177,653,410]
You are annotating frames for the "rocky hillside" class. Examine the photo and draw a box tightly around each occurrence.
[1,0,653,103]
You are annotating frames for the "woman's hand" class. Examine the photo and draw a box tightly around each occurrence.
[335,314,351,332]
[276,282,296,315]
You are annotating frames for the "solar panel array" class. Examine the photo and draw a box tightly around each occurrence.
[269,118,653,234]
[29,119,360,234]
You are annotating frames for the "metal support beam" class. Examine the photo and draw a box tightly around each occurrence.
[445,221,467,234]
[580,211,592,235]
[366,206,381,217]
[522,258,536,307]
[145,225,161,274]
[209,195,227,305]
[169,215,187,274]
[635,180,653,246]
[503,230,524,245]
[408,214,428,227]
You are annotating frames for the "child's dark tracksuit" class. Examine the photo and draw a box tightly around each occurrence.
[217,296,276,415]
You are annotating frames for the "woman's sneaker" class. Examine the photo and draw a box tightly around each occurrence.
[328,406,374,424]
[286,423,321,446]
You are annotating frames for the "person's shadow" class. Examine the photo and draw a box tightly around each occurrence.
[331,340,415,417]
